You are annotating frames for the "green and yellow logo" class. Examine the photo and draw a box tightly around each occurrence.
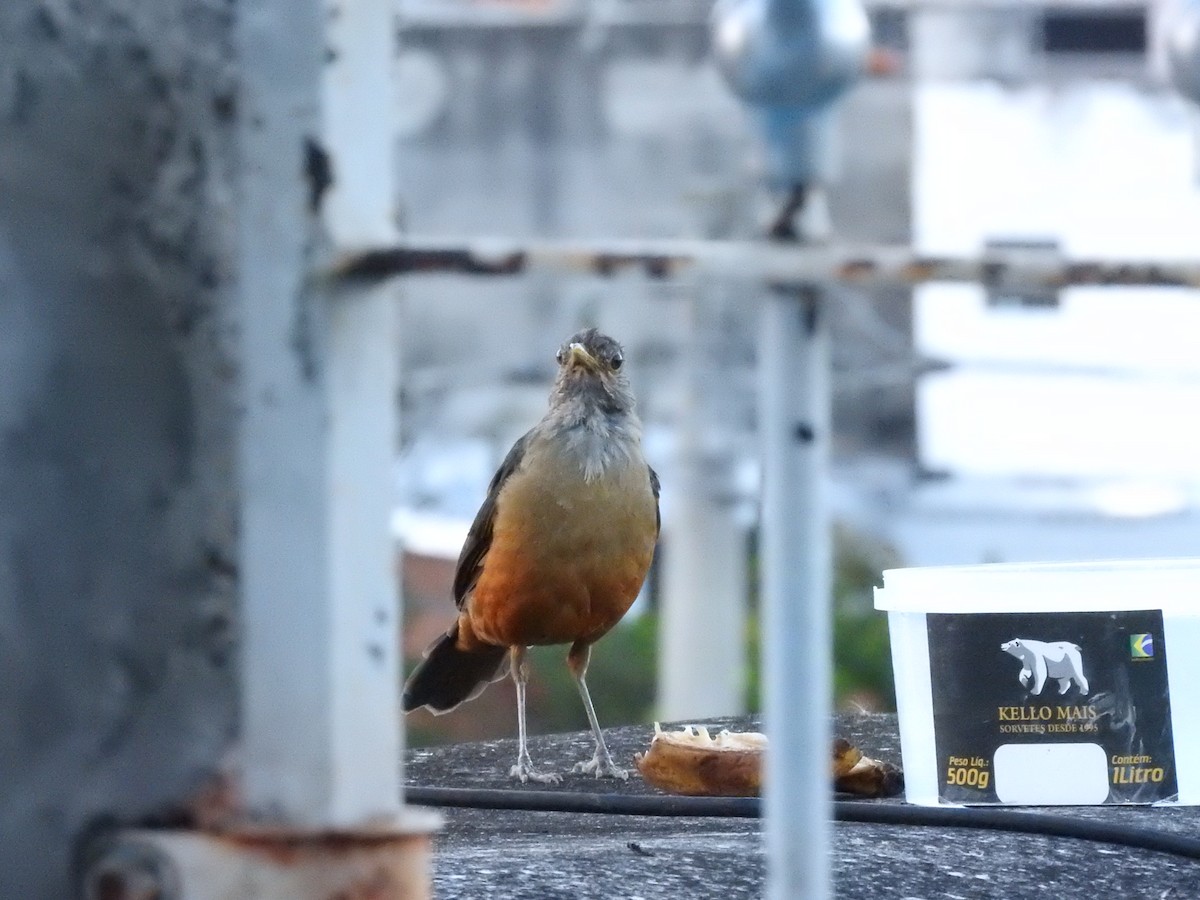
[1130,633,1155,660]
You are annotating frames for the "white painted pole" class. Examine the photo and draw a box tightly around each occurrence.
[321,0,404,249]
[660,295,748,721]
[759,287,832,900]
[321,0,410,818]
[237,0,334,826]
[660,455,748,720]
[236,0,407,826]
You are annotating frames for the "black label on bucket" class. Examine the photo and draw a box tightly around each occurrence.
[927,610,1176,805]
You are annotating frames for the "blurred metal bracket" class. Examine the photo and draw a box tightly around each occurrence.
[982,238,1063,308]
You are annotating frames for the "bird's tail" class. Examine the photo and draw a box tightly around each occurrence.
[402,623,508,715]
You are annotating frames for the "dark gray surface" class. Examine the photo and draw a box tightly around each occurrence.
[0,3,239,897]
[407,713,1200,899]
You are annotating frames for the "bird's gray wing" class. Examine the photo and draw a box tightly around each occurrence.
[649,464,661,537]
[452,430,533,609]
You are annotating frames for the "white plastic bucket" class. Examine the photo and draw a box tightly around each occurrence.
[874,558,1200,806]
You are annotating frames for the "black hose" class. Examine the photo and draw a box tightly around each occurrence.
[407,786,759,818]
[405,786,1200,861]
[835,802,1200,861]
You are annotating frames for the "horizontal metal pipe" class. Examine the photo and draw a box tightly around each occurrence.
[330,237,1200,291]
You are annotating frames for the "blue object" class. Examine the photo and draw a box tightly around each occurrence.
[712,0,869,188]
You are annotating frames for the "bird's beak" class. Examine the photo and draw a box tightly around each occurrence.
[567,342,600,371]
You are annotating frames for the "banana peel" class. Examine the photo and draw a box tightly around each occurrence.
[635,724,902,799]
[831,736,904,797]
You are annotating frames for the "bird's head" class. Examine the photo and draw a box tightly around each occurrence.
[549,328,635,417]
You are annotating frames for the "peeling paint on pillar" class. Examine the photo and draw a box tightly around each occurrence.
[0,3,239,897]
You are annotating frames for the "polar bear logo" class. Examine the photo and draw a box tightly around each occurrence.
[1000,638,1089,696]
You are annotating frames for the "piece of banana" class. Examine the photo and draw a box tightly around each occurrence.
[635,725,904,798]
[634,723,766,797]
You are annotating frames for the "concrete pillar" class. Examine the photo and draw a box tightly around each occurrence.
[0,3,241,897]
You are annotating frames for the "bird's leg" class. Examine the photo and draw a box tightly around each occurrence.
[567,642,628,779]
[508,646,561,784]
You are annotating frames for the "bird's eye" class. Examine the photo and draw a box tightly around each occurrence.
[556,349,565,364]
[611,354,623,370]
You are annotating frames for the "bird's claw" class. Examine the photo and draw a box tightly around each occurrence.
[510,761,562,785]
[573,754,629,780]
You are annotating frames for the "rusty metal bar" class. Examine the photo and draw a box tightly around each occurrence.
[331,237,1200,291]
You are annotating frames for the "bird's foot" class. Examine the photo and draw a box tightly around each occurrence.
[510,759,562,785]
[573,751,629,780]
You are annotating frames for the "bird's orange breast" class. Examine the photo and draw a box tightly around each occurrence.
[466,447,658,649]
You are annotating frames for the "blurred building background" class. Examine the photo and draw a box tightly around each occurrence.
[388,0,1200,742]
[392,0,912,741]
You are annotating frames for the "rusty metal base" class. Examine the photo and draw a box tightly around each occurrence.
[84,810,442,900]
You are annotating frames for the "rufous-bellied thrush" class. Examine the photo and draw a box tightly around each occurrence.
[402,328,660,782]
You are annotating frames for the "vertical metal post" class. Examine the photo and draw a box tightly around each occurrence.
[660,453,748,719]
[237,0,409,827]
[322,0,410,818]
[237,0,332,825]
[661,295,748,720]
[759,286,832,900]
[321,0,405,248]
[237,283,404,826]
